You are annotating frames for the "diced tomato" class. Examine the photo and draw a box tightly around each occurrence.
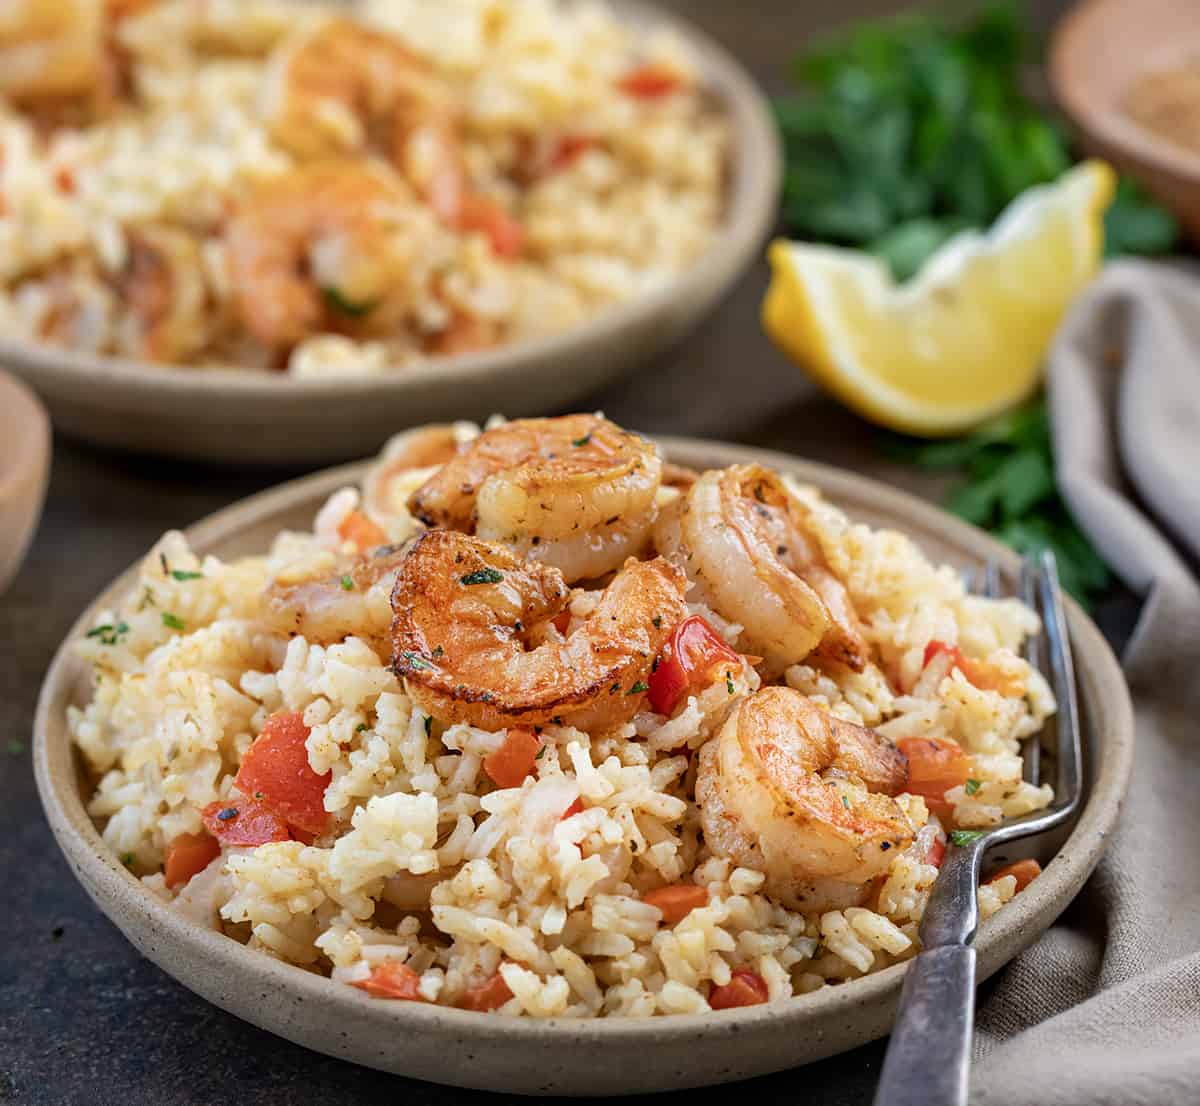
[457,970,514,1012]
[549,134,596,170]
[709,969,769,1010]
[336,510,387,551]
[54,166,75,194]
[923,640,1024,696]
[560,796,584,820]
[643,883,709,925]
[459,195,525,258]
[896,735,970,821]
[163,831,220,888]
[550,610,572,635]
[987,858,1042,893]
[353,960,424,1000]
[925,835,947,869]
[483,728,542,789]
[201,798,291,847]
[617,64,682,98]
[648,615,741,716]
[234,711,331,835]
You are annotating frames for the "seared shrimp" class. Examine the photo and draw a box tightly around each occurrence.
[116,225,207,362]
[696,686,913,912]
[0,0,105,102]
[655,464,869,673]
[265,544,409,656]
[261,19,465,225]
[362,424,471,524]
[224,162,417,349]
[391,529,687,731]
[407,415,663,583]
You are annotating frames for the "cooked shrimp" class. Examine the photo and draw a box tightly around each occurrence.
[224,162,417,349]
[696,686,913,912]
[261,18,465,225]
[362,424,473,525]
[116,225,207,362]
[407,415,663,583]
[391,529,687,731]
[265,544,409,655]
[0,0,105,103]
[654,464,869,673]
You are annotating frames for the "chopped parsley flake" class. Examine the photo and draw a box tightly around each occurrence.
[652,616,663,629]
[432,645,444,658]
[355,724,367,734]
[965,778,981,796]
[171,569,203,581]
[627,680,648,695]
[535,744,547,759]
[254,791,264,799]
[950,829,986,847]
[571,433,592,447]
[401,652,432,671]
[609,683,620,695]
[86,621,130,646]
[120,853,134,868]
[725,671,735,695]
[340,574,354,591]
[216,807,238,822]
[842,795,850,809]
[460,567,503,586]
[321,285,377,317]
[161,612,186,631]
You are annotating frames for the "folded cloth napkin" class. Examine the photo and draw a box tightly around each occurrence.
[971,260,1200,1106]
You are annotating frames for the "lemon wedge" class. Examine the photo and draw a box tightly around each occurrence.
[762,160,1116,437]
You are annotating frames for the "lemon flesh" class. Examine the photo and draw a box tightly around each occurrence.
[763,161,1116,437]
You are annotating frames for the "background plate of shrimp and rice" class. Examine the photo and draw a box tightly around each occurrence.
[35,414,1133,1095]
[0,0,779,463]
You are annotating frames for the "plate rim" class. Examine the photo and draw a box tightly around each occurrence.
[32,436,1134,1079]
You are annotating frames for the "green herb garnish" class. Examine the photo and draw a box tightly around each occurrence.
[627,681,649,695]
[572,433,592,447]
[460,568,503,586]
[401,652,432,671]
[161,612,186,631]
[535,744,547,759]
[86,621,130,646]
[354,725,367,734]
[882,399,1110,605]
[949,829,986,846]
[652,616,663,629]
[842,794,850,810]
[321,286,377,317]
[725,671,735,695]
[171,569,204,582]
[432,645,444,658]
[965,778,982,796]
[120,853,135,868]
[339,574,354,591]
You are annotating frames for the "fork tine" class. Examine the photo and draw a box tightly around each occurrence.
[982,559,1002,599]
[1020,556,1042,787]
[1038,551,1082,811]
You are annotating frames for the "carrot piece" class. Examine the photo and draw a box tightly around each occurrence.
[560,797,584,820]
[896,736,970,821]
[457,971,514,1012]
[163,832,220,888]
[459,195,525,258]
[648,615,741,716]
[336,510,387,551]
[987,858,1042,893]
[643,883,709,925]
[709,969,769,1010]
[353,960,424,1001]
[483,728,542,789]
[201,799,290,847]
[617,64,682,98]
[234,711,331,835]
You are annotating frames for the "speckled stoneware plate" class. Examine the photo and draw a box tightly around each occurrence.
[0,1,781,466]
[33,437,1134,1096]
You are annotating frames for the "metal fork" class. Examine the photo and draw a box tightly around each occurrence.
[872,551,1083,1106]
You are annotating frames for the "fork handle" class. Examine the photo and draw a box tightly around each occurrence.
[872,944,976,1106]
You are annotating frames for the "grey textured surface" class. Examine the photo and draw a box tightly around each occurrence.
[1,1,1110,1103]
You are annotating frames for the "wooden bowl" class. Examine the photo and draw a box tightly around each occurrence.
[32,436,1134,1095]
[1051,0,1200,244]
[0,370,50,594]
[0,1,781,466]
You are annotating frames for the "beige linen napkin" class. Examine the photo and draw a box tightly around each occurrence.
[971,260,1200,1105]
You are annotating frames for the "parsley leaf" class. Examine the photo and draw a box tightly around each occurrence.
[627,680,648,695]
[965,778,981,796]
[321,286,377,318]
[170,569,203,582]
[949,829,986,846]
[161,612,186,631]
[340,574,354,591]
[460,568,503,586]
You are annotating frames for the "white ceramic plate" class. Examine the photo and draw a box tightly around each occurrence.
[0,2,781,465]
[34,438,1133,1095]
